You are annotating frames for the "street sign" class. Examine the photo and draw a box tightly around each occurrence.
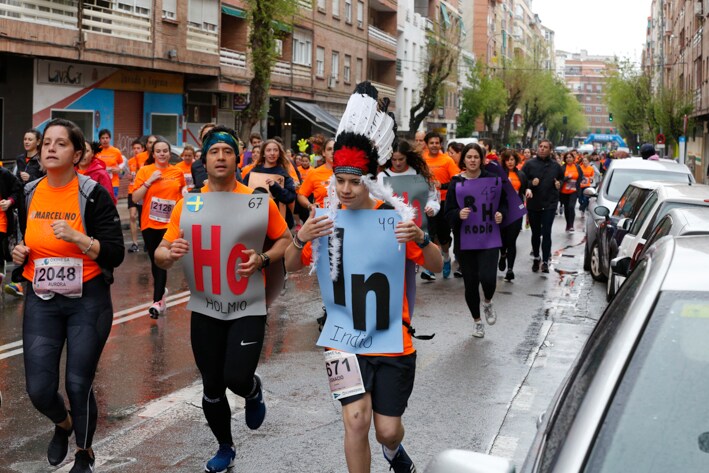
[657,133,666,145]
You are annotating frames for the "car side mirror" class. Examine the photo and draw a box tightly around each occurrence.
[425,450,516,473]
[593,206,610,218]
[583,187,598,198]
[611,256,632,277]
[617,218,633,231]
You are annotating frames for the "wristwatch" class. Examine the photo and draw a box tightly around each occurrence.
[259,252,271,269]
[416,232,431,249]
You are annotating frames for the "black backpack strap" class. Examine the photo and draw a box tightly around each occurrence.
[402,320,435,340]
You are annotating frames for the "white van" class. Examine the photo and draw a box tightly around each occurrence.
[448,137,479,146]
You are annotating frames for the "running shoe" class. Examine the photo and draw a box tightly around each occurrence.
[541,262,550,273]
[472,322,485,338]
[483,302,497,325]
[4,282,23,297]
[442,260,451,279]
[205,444,236,473]
[47,423,72,466]
[532,258,540,273]
[383,444,417,473]
[128,243,140,253]
[504,269,515,282]
[149,289,168,319]
[498,255,506,272]
[245,374,266,430]
[568,227,575,233]
[69,449,94,473]
[420,270,436,281]
[453,269,463,278]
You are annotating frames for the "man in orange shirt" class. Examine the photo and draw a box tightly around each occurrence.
[422,132,459,280]
[95,129,125,200]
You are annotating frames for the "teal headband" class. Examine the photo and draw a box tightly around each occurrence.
[201,131,240,157]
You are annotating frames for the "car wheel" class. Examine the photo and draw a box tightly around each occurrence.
[583,242,591,271]
[606,271,616,302]
[590,241,607,282]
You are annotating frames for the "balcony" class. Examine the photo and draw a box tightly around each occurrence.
[370,81,396,99]
[396,59,402,79]
[220,48,247,69]
[83,2,151,42]
[187,25,218,54]
[368,24,397,47]
[297,0,312,10]
[0,0,77,29]
[273,60,292,76]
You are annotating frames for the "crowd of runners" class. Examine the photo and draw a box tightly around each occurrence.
[2,82,611,473]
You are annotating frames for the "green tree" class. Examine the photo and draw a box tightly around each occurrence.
[650,85,694,153]
[520,72,569,147]
[605,59,653,150]
[456,64,506,137]
[496,57,535,146]
[546,96,586,146]
[239,0,298,141]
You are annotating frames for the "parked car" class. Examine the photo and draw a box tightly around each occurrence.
[449,137,479,147]
[611,206,709,294]
[426,235,709,473]
[583,158,694,278]
[584,180,665,283]
[606,183,709,299]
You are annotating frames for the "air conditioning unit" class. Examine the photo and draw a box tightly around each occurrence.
[328,75,337,89]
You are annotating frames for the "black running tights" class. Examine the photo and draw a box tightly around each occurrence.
[23,278,113,449]
[191,312,266,445]
[500,219,523,270]
[459,248,498,320]
[141,227,167,302]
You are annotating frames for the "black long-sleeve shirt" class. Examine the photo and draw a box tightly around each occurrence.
[520,156,564,211]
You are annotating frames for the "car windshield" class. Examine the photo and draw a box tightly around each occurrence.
[606,169,690,201]
[585,291,709,472]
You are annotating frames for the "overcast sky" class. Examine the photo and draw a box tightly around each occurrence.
[533,0,650,62]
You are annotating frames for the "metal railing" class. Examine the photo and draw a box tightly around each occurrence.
[292,64,311,80]
[370,81,395,98]
[273,60,292,76]
[0,0,77,29]
[298,0,312,10]
[82,2,151,42]
[187,24,218,54]
[368,24,396,47]
[220,48,247,69]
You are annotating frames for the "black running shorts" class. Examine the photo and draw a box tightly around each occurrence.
[127,193,141,210]
[340,352,416,417]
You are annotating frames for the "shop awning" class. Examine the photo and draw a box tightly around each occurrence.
[221,4,246,18]
[287,100,339,134]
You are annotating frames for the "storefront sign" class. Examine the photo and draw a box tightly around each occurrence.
[37,61,99,87]
[99,70,184,94]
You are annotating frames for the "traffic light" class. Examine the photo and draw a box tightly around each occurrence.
[609,112,614,122]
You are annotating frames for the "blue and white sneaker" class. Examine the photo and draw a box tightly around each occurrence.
[442,260,452,279]
[244,374,266,430]
[205,444,235,473]
[420,270,436,281]
[383,444,417,473]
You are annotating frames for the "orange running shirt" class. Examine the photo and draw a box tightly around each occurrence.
[163,181,288,243]
[422,151,459,201]
[134,164,186,230]
[508,170,522,193]
[128,151,149,194]
[561,164,580,194]
[0,208,6,233]
[298,165,333,208]
[96,146,124,187]
[299,201,426,357]
[22,177,101,282]
[175,161,194,190]
[298,166,311,181]
[581,164,595,188]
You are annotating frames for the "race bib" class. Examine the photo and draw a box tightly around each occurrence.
[184,173,194,189]
[149,197,176,223]
[324,350,365,401]
[32,257,83,300]
[563,179,577,192]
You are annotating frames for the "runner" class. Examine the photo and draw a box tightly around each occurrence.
[578,154,598,213]
[95,129,124,200]
[132,139,186,317]
[521,139,563,273]
[76,141,115,203]
[559,152,582,232]
[498,149,527,282]
[0,161,21,286]
[126,137,151,253]
[446,141,463,167]
[239,132,262,169]
[11,118,124,473]
[413,130,426,154]
[192,123,216,190]
[421,132,459,280]
[284,82,442,473]
[175,144,196,191]
[445,143,506,338]
[155,126,290,473]
[297,138,334,212]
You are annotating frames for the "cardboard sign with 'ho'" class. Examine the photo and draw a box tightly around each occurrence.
[382,174,430,233]
[247,171,287,217]
[315,209,406,354]
[455,177,502,250]
[180,193,269,320]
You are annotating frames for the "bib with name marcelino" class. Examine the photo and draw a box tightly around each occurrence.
[22,177,101,283]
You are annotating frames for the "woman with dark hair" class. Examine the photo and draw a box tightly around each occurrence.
[76,141,115,204]
[497,149,527,281]
[445,143,507,339]
[243,139,297,228]
[560,152,582,232]
[15,128,44,184]
[446,141,464,167]
[132,138,186,317]
[12,118,124,473]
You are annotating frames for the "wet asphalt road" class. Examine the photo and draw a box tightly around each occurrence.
[0,212,605,472]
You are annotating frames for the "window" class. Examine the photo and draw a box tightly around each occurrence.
[404,39,409,68]
[331,51,340,80]
[344,54,351,82]
[344,0,352,23]
[117,0,151,16]
[151,114,179,144]
[317,0,326,11]
[332,0,339,17]
[188,0,218,31]
[51,110,94,139]
[412,42,417,71]
[596,106,602,113]
[586,106,591,112]
[356,0,364,27]
[275,39,283,57]
[356,57,363,82]
[316,46,325,77]
[594,117,601,123]
[162,0,176,19]
[292,29,312,66]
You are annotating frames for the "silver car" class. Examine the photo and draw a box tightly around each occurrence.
[427,235,709,472]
